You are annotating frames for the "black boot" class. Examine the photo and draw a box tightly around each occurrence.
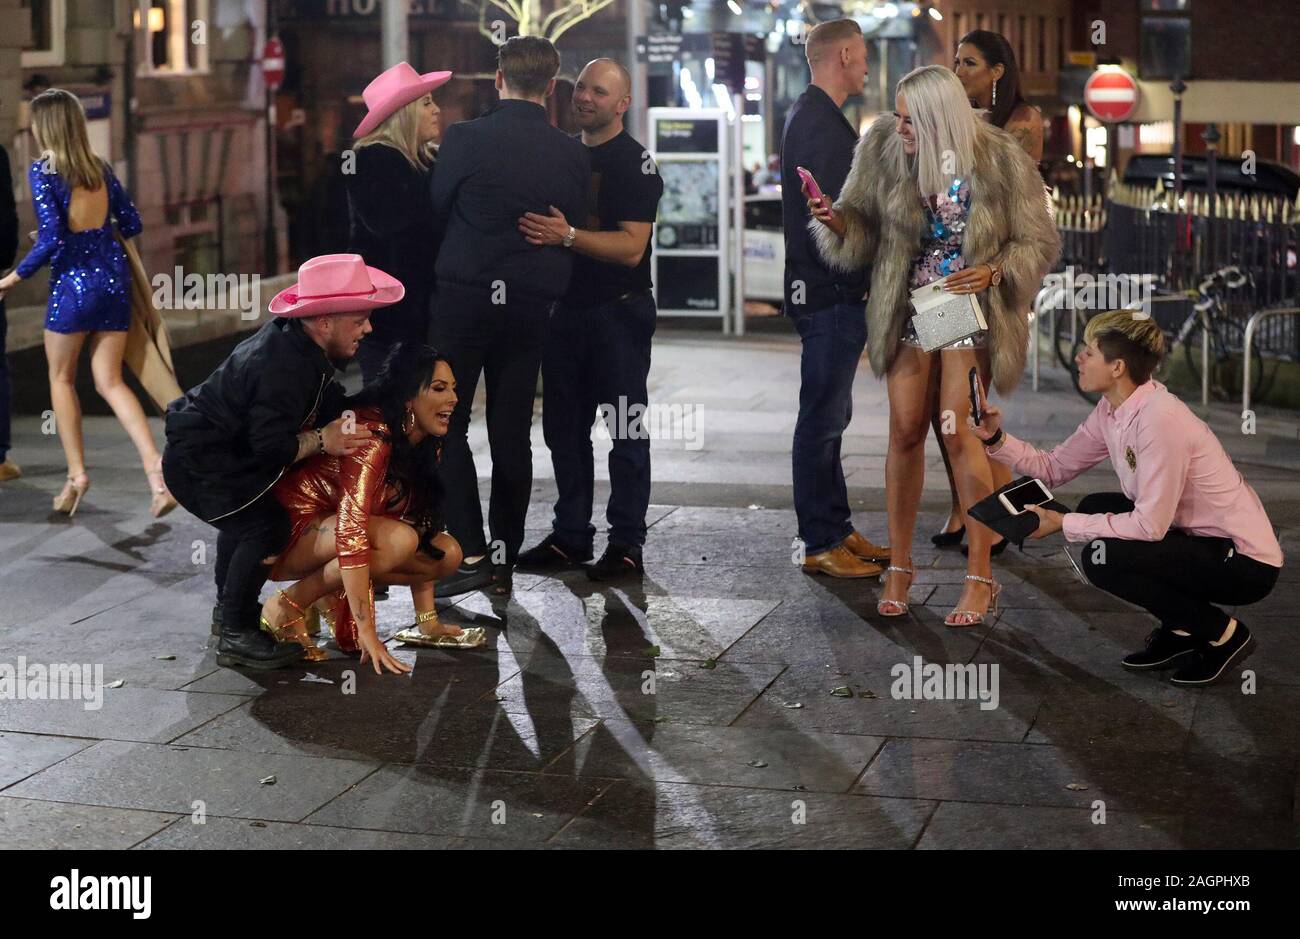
[216,605,304,669]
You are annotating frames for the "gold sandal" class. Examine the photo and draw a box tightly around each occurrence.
[394,610,486,650]
[261,589,329,661]
[944,574,1001,628]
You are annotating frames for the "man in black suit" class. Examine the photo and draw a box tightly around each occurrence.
[0,141,18,482]
[430,35,589,597]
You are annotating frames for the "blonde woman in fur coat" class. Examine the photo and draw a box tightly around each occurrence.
[808,65,1059,625]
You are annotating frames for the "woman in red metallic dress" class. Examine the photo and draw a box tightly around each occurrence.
[259,343,485,674]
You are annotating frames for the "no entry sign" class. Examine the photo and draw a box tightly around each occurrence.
[1083,68,1139,123]
[262,37,285,90]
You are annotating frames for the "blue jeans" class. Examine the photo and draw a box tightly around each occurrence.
[0,299,10,461]
[792,301,867,555]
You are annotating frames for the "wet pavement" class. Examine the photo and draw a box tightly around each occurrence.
[1,328,1298,849]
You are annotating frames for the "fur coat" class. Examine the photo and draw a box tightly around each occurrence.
[809,113,1060,395]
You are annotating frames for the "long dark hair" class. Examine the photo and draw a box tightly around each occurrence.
[957,30,1025,130]
[347,343,448,559]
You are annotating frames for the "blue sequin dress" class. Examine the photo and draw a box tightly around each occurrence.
[901,176,987,350]
[16,160,143,334]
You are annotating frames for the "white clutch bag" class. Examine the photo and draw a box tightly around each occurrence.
[909,275,988,352]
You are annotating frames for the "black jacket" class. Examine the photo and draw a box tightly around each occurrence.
[430,99,589,301]
[0,146,17,271]
[779,85,869,314]
[163,318,346,522]
[345,143,439,346]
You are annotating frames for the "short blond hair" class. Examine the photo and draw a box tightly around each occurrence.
[805,19,862,69]
[1084,309,1166,383]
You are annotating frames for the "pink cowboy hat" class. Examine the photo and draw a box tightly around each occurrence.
[268,254,404,319]
[353,62,453,138]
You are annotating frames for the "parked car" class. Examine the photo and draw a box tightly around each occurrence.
[743,193,785,305]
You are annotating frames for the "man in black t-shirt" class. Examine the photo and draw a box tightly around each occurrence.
[515,57,664,580]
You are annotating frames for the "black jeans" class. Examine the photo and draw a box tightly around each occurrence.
[542,291,656,553]
[430,281,551,562]
[791,300,867,555]
[163,448,291,633]
[1077,492,1280,640]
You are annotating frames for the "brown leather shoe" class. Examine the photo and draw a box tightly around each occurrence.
[802,545,883,579]
[842,530,890,563]
[0,459,20,482]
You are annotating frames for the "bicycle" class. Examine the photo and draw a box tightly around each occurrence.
[1165,266,1272,403]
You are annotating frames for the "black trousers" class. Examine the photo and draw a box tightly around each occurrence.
[430,281,552,562]
[163,448,291,633]
[1077,492,1280,640]
[542,292,656,553]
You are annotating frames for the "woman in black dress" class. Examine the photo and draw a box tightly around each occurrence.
[345,63,452,383]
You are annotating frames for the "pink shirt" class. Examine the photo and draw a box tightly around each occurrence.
[989,381,1283,567]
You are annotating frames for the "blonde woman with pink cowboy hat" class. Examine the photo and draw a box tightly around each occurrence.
[162,253,404,671]
[345,61,452,384]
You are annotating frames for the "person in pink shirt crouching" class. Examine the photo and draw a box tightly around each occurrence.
[969,309,1282,687]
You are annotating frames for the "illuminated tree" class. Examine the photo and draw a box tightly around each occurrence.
[462,0,619,44]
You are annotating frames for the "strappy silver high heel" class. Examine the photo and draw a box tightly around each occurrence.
[877,565,914,617]
[944,574,1001,627]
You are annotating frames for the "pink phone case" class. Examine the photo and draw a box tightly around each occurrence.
[797,166,833,219]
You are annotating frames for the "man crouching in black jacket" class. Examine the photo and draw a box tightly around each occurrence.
[162,254,404,669]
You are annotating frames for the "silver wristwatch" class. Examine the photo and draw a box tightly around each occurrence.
[561,226,577,248]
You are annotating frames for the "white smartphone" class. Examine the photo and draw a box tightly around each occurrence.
[998,478,1054,516]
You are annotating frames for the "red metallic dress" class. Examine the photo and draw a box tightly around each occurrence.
[273,407,410,652]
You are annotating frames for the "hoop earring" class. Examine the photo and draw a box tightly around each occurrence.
[402,408,415,435]
[992,82,997,109]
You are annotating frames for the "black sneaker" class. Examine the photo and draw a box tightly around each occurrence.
[210,603,223,637]
[216,628,305,670]
[1121,628,1200,670]
[516,533,592,571]
[587,543,645,582]
[1171,622,1255,687]
[437,556,496,597]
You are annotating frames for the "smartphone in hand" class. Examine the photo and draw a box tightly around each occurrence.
[968,367,983,425]
[796,166,833,220]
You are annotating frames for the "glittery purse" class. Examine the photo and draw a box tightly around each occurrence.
[908,275,988,353]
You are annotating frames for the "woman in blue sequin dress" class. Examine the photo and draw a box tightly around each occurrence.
[0,89,174,517]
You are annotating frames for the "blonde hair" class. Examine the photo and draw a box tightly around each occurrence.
[354,95,433,171]
[29,88,105,191]
[895,65,976,198]
[1084,309,1166,383]
[805,19,862,69]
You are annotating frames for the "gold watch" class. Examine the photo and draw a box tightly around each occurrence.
[986,263,1003,286]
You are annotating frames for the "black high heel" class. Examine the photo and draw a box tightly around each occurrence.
[931,525,965,547]
[962,538,1008,558]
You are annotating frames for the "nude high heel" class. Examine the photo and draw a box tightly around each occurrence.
[877,565,914,617]
[53,472,90,516]
[944,574,1001,627]
[146,458,177,518]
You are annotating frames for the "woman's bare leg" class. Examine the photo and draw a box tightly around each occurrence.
[881,345,937,608]
[44,330,88,476]
[939,348,996,620]
[930,412,964,536]
[976,348,1013,494]
[87,331,162,470]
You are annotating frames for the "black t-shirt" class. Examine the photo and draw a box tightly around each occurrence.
[565,130,664,308]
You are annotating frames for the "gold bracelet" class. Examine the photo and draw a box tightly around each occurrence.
[415,609,439,624]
